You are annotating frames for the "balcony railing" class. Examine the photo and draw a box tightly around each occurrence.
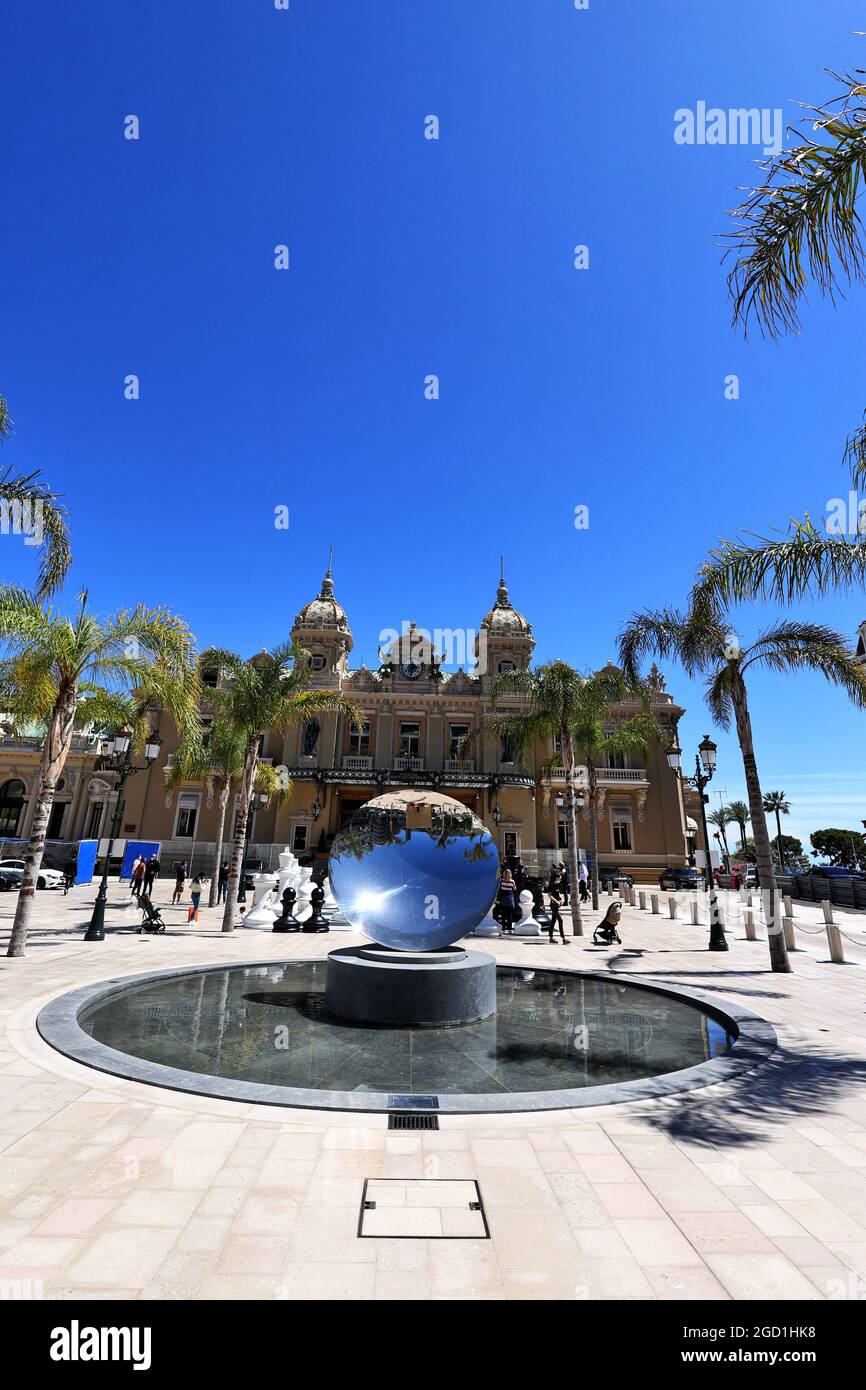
[443,759,475,774]
[394,756,425,771]
[549,765,647,784]
[342,754,373,770]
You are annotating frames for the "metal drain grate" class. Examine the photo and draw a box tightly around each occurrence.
[388,1113,439,1131]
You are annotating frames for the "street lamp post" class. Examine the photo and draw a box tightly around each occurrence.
[556,786,585,935]
[666,733,728,952]
[83,730,162,942]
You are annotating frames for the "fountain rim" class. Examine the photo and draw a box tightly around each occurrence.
[35,958,778,1116]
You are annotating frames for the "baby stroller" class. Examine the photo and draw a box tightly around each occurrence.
[593,900,622,946]
[138,894,166,935]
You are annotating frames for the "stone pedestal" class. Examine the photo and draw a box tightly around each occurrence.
[324,945,496,1026]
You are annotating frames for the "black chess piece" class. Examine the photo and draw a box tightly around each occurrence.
[272,885,302,933]
[301,883,330,933]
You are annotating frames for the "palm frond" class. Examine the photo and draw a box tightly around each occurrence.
[696,517,866,607]
[0,466,71,599]
[723,69,866,339]
[842,409,866,487]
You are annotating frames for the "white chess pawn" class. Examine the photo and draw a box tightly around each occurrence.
[512,889,541,937]
[473,899,502,937]
[242,873,279,929]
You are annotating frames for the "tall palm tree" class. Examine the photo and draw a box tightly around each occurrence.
[707,806,734,869]
[727,799,750,856]
[0,588,199,956]
[762,790,791,871]
[0,394,71,598]
[488,661,660,924]
[200,643,360,931]
[164,718,289,908]
[619,603,866,972]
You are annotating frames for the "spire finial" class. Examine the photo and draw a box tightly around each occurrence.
[496,555,509,606]
[320,544,335,597]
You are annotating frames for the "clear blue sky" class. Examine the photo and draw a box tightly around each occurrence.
[2,1,865,851]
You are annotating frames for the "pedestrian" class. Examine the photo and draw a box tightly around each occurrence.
[172,861,187,905]
[129,854,143,896]
[143,852,160,897]
[578,859,589,904]
[547,868,568,944]
[63,861,76,895]
[218,861,229,904]
[131,855,146,900]
[498,866,517,933]
[560,863,570,905]
[188,874,207,922]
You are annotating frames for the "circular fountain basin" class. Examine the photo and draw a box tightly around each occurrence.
[37,960,776,1115]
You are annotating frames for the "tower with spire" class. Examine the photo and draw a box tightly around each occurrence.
[474,556,534,686]
[291,547,353,683]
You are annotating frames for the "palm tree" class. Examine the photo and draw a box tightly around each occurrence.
[199,643,361,931]
[164,719,289,908]
[0,588,198,956]
[0,393,71,598]
[488,661,660,924]
[727,799,750,857]
[707,806,734,870]
[762,790,791,872]
[619,603,866,972]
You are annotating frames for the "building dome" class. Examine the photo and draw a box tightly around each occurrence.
[293,556,351,635]
[480,565,532,638]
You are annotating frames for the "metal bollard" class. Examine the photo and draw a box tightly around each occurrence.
[638,891,646,911]
[668,896,677,919]
[744,909,756,940]
[690,899,699,925]
[826,923,845,964]
[783,895,793,918]
[651,893,660,915]
[821,898,834,925]
[783,916,796,951]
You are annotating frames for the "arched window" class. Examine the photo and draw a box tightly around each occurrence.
[0,779,27,837]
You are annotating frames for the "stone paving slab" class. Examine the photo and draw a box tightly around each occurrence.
[1,881,865,1301]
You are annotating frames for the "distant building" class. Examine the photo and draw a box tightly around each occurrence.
[0,564,695,883]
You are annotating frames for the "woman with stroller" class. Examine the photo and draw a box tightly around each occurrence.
[547,868,568,945]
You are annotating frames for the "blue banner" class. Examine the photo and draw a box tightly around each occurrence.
[75,840,97,885]
[120,841,161,880]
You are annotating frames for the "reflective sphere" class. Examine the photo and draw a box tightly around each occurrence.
[328,790,500,952]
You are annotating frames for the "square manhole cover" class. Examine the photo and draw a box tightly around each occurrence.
[358,1178,489,1239]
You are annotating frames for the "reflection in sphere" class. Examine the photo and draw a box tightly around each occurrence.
[328,790,499,951]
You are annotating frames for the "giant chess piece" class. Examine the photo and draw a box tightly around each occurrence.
[242,873,279,929]
[472,902,502,938]
[272,885,302,933]
[321,877,352,930]
[301,883,330,933]
[512,888,542,938]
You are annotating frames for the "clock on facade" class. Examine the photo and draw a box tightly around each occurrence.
[400,660,424,680]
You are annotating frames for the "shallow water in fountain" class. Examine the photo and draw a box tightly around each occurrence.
[79,963,734,1096]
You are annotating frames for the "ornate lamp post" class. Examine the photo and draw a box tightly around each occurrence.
[237,790,270,905]
[666,733,728,952]
[555,786,586,934]
[83,729,162,942]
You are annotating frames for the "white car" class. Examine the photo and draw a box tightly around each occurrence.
[0,859,65,890]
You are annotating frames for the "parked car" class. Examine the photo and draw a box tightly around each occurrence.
[659,866,704,890]
[0,866,20,892]
[601,870,634,891]
[0,858,65,890]
[809,865,866,880]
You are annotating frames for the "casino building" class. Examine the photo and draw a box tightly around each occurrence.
[0,563,695,884]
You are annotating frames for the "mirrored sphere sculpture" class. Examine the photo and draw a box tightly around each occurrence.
[328,790,499,951]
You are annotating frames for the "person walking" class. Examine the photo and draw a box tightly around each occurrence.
[188,874,207,922]
[578,859,589,904]
[547,868,568,944]
[63,861,75,895]
[559,863,570,905]
[498,866,517,933]
[131,855,146,900]
[172,861,188,905]
[143,852,160,898]
[218,861,229,904]
[129,854,143,896]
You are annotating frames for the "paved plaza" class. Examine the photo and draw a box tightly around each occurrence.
[2,882,866,1301]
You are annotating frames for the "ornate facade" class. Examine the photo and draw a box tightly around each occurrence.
[0,565,694,883]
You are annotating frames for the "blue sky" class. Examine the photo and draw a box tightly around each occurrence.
[2,1,865,851]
